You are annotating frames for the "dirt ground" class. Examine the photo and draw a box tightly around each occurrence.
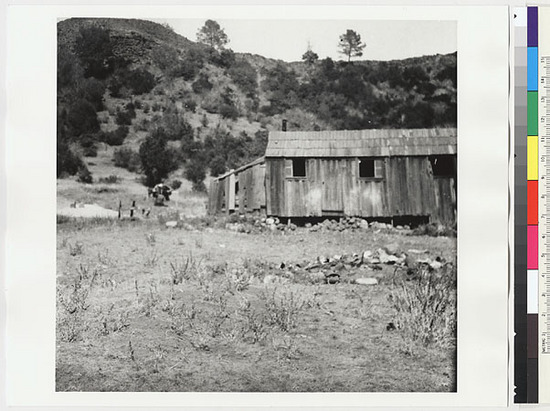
[56,213,457,392]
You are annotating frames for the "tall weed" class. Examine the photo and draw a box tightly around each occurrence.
[389,263,457,351]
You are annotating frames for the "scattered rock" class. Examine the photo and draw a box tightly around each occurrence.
[384,243,399,255]
[355,277,378,285]
[165,220,178,228]
[429,261,443,270]
[307,271,326,283]
[324,273,341,284]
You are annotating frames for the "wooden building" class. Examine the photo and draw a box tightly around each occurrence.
[208,128,457,224]
[208,156,266,215]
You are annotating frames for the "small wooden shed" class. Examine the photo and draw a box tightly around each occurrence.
[209,128,457,223]
[208,156,266,215]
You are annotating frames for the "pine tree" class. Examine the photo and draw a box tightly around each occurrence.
[196,20,229,51]
[338,29,366,62]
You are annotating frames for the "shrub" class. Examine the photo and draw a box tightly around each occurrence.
[74,25,115,79]
[412,222,456,237]
[58,134,85,177]
[57,48,83,90]
[82,145,98,157]
[182,97,197,113]
[100,126,129,146]
[219,103,239,120]
[80,133,98,157]
[170,179,182,190]
[184,158,206,192]
[125,69,156,95]
[210,48,235,68]
[98,175,120,184]
[209,156,226,177]
[78,78,106,111]
[115,105,135,126]
[139,128,178,187]
[192,73,213,94]
[113,147,141,172]
[77,166,93,184]
[389,263,457,351]
[67,99,100,137]
[228,59,258,97]
[261,286,306,332]
[169,60,200,81]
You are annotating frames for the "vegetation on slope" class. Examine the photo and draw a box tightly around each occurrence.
[57,18,456,190]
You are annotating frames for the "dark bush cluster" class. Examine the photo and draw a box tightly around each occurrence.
[113,147,141,172]
[227,59,258,98]
[100,126,129,146]
[109,68,156,97]
[115,103,136,126]
[139,128,178,187]
[202,128,268,177]
[80,133,99,157]
[259,54,457,129]
[191,73,213,94]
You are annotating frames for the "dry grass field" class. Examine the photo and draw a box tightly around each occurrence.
[56,177,457,392]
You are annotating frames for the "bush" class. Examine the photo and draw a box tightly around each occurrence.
[228,59,258,98]
[74,25,115,79]
[209,156,226,177]
[412,222,456,237]
[80,133,98,157]
[125,69,156,95]
[78,78,106,111]
[77,166,93,183]
[139,128,178,187]
[67,99,100,137]
[210,48,235,68]
[389,263,456,351]
[219,103,239,120]
[98,175,120,184]
[113,147,141,172]
[182,97,197,113]
[115,104,135,126]
[100,126,129,146]
[170,179,182,190]
[192,73,213,94]
[184,158,206,192]
[169,60,200,81]
[58,142,85,177]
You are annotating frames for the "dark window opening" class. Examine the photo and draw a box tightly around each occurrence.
[429,155,455,177]
[359,158,375,178]
[292,158,306,177]
[235,181,239,193]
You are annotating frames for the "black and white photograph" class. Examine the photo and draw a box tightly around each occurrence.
[54,16,458,393]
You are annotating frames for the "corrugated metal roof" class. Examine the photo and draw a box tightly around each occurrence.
[265,128,457,157]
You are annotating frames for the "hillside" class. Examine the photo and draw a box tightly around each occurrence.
[56,17,457,190]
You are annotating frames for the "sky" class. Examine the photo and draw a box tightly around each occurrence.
[151,18,456,62]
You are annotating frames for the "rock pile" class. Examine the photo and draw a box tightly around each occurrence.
[225,217,297,234]
[309,217,410,232]
[223,215,412,235]
[275,245,449,285]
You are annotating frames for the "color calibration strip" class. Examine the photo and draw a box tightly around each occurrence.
[527,6,538,404]
[514,7,529,403]
[538,7,550,405]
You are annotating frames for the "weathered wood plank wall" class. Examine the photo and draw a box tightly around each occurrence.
[210,155,456,223]
[266,156,455,222]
